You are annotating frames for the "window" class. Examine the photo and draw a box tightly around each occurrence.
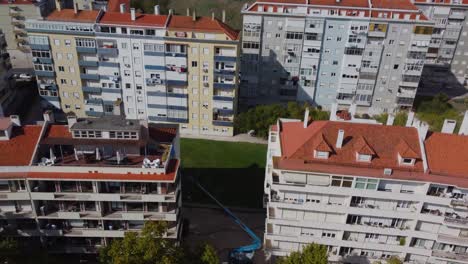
[124,70,130,76]
[62,92,69,98]
[75,38,95,48]
[69,66,75,73]
[344,47,364,55]
[58,66,65,72]
[192,47,198,54]
[192,61,198,67]
[75,104,81,110]
[133,43,139,50]
[243,42,260,49]
[315,151,329,159]
[125,83,131,89]
[401,158,415,165]
[109,131,138,139]
[54,39,60,46]
[65,39,71,46]
[354,178,378,190]
[286,32,303,40]
[393,64,399,69]
[121,42,127,49]
[60,79,67,84]
[203,48,209,55]
[67,53,73,60]
[121,27,127,34]
[331,176,353,188]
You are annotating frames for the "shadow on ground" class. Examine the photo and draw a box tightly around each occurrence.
[182,166,265,209]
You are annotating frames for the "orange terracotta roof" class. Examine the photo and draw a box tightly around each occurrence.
[148,127,176,143]
[425,132,468,178]
[27,159,179,182]
[313,133,333,152]
[414,0,468,4]
[46,9,100,23]
[168,16,239,40]
[353,136,376,155]
[279,121,424,172]
[106,0,130,12]
[371,0,419,10]
[0,125,42,166]
[100,12,168,27]
[396,139,420,159]
[251,0,369,8]
[45,124,72,139]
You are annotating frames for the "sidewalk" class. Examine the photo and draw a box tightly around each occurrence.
[181,133,267,144]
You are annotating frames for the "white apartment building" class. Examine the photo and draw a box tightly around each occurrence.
[264,109,468,263]
[0,112,182,253]
[240,0,433,115]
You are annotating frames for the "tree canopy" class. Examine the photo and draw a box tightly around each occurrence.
[276,243,328,264]
[415,93,463,132]
[235,102,329,138]
[99,221,184,264]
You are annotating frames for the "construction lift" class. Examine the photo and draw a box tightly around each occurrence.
[191,177,262,264]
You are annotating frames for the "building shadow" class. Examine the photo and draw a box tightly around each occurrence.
[418,65,468,98]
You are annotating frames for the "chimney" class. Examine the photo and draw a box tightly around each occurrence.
[330,103,338,121]
[130,8,136,21]
[212,12,215,21]
[10,115,21,127]
[43,110,55,123]
[55,0,61,11]
[441,119,457,134]
[186,8,190,16]
[154,5,160,15]
[406,111,415,127]
[222,10,226,23]
[67,115,77,131]
[386,114,395,126]
[192,10,196,21]
[303,108,310,128]
[74,2,79,14]
[119,3,126,13]
[336,129,344,148]
[459,111,468,135]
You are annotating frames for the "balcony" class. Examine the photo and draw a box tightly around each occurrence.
[78,60,99,67]
[11,17,24,25]
[97,46,118,56]
[213,95,234,102]
[214,68,236,75]
[165,52,187,58]
[80,73,100,80]
[451,199,468,207]
[166,80,188,86]
[98,61,119,68]
[30,43,50,50]
[444,216,468,228]
[214,55,237,62]
[146,78,164,86]
[449,12,465,20]
[214,82,236,90]
[85,110,104,117]
[432,250,468,261]
[214,108,234,115]
[76,47,97,53]
[85,98,103,105]
[82,86,102,93]
[212,120,233,127]
[35,70,55,77]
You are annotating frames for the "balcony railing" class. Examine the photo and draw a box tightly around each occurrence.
[214,82,235,90]
[76,47,97,53]
[78,60,99,67]
[432,250,468,261]
[80,73,100,80]
[213,95,234,102]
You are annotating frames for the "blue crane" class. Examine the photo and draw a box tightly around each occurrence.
[191,176,262,263]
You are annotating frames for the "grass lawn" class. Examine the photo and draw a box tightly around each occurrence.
[180,138,267,208]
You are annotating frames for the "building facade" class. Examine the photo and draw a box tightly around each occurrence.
[0,30,14,117]
[414,0,468,85]
[263,110,468,263]
[26,5,239,136]
[0,113,182,253]
[240,0,433,115]
[0,0,55,69]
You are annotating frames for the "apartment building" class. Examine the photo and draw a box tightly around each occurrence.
[264,110,468,263]
[0,30,15,117]
[0,112,182,253]
[413,0,468,85]
[26,5,239,136]
[241,0,433,115]
[0,0,55,69]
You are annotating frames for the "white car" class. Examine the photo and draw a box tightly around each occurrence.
[18,73,32,80]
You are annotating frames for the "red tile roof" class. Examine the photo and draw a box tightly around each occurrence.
[425,132,468,178]
[278,121,424,172]
[313,133,333,152]
[45,124,72,139]
[100,12,168,27]
[106,0,130,12]
[27,159,179,182]
[148,127,177,143]
[414,0,468,4]
[0,125,42,166]
[47,9,100,23]
[168,16,239,40]
[371,0,419,10]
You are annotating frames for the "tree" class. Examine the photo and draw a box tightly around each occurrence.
[386,256,403,264]
[200,244,219,264]
[276,243,328,264]
[99,221,184,264]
